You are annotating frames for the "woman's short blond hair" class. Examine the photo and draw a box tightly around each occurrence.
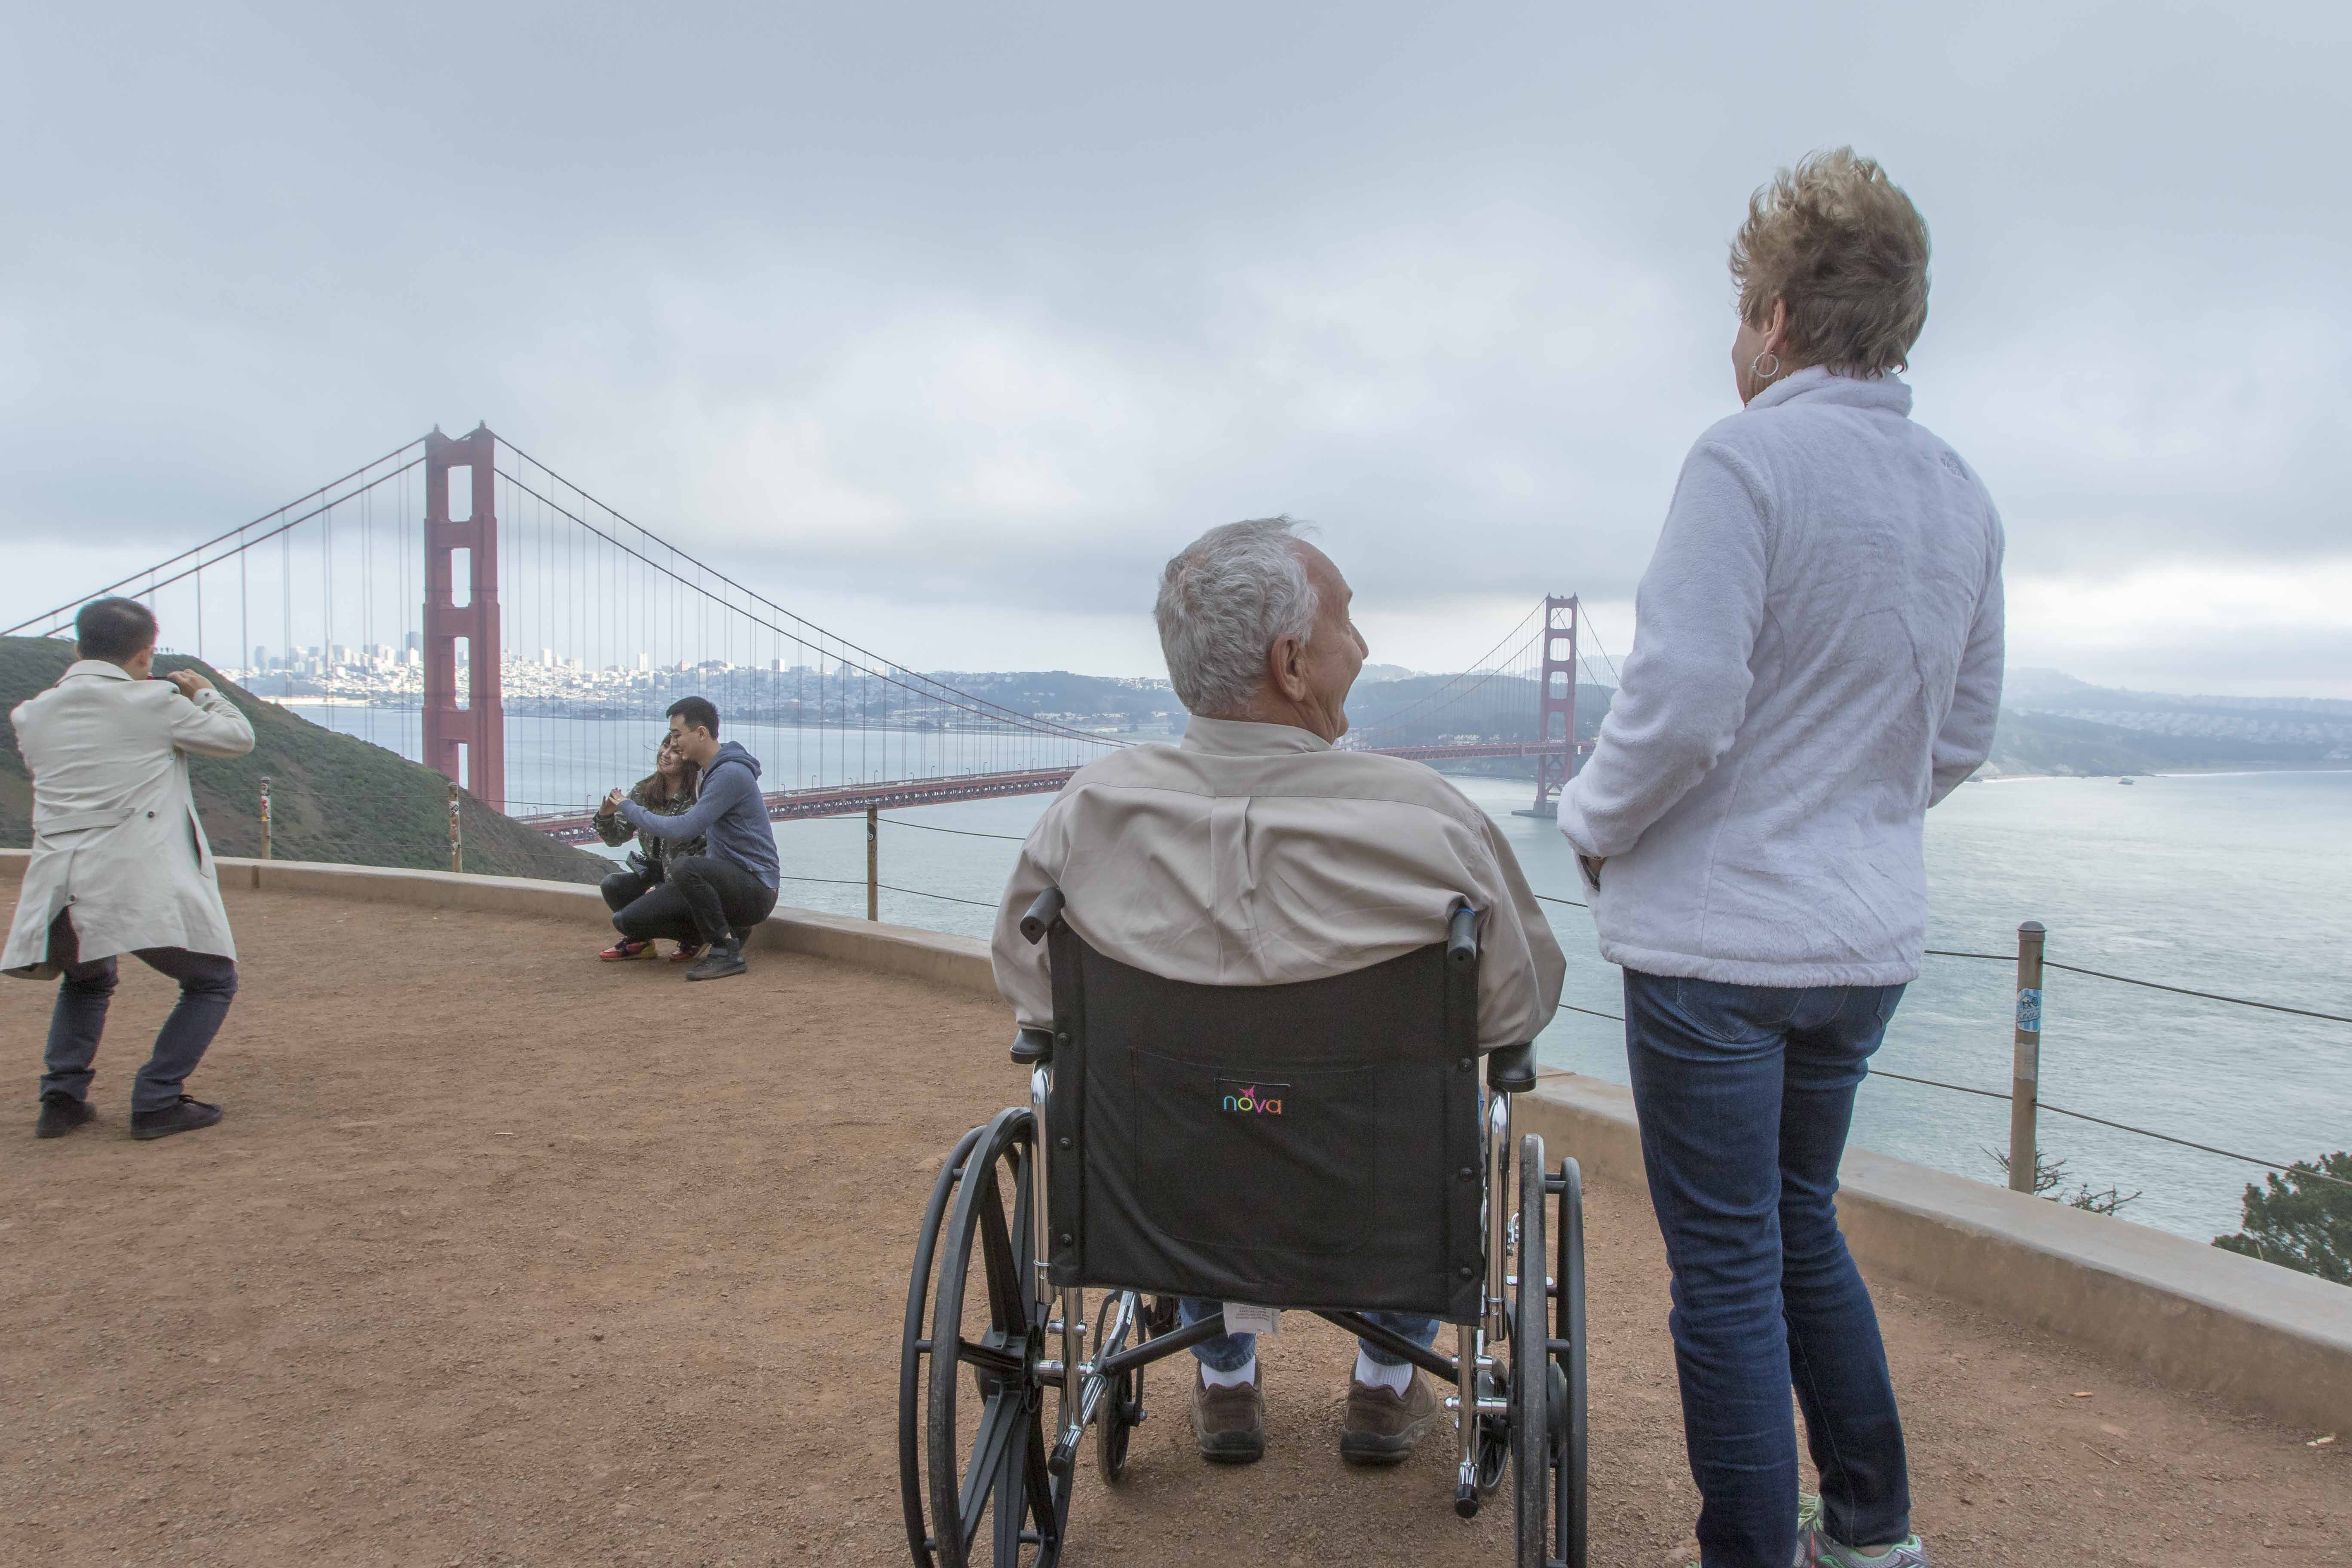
[1731,148,1930,377]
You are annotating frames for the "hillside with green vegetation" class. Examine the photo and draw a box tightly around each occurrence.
[0,637,606,883]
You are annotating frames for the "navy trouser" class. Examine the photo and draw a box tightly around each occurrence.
[1177,1298,1440,1374]
[1623,969,1912,1568]
[39,911,239,1114]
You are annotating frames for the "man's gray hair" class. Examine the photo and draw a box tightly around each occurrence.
[1154,517,1319,716]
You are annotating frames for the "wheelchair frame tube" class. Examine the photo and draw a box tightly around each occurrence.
[1032,1064,1084,1452]
[1314,1310,1459,1382]
[1092,1310,1232,1381]
[1485,1087,1514,1349]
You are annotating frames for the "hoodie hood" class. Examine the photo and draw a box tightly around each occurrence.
[706,740,762,781]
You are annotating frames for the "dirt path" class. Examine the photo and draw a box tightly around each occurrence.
[0,888,2342,1565]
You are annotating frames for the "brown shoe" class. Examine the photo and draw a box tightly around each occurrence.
[1189,1366,1265,1464]
[1340,1370,1441,1465]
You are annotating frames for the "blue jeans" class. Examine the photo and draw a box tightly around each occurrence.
[1623,969,1912,1568]
[1177,1298,1440,1375]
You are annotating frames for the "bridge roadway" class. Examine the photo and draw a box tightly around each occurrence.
[518,742,1571,843]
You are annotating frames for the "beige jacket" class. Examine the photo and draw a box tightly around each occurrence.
[991,716,1565,1050]
[4,661,255,977]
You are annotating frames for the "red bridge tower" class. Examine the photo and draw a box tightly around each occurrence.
[421,425,505,813]
[1523,594,1580,819]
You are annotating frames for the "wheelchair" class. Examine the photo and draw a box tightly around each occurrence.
[899,887,1589,1567]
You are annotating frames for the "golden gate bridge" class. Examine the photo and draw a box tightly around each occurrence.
[3,426,1616,834]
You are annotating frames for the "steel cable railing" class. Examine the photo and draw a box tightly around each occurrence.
[606,809,2352,1190]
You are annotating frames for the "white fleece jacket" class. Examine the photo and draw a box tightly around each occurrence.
[1558,368,2004,987]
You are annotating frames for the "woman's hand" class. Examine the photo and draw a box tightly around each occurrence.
[601,788,626,815]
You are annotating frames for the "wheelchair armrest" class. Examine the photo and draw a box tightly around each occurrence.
[1485,1041,1537,1093]
[1446,901,1478,967]
[1018,886,1066,945]
[1011,1026,1054,1066]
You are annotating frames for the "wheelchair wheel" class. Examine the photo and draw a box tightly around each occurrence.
[913,1107,1070,1568]
[1094,1291,1167,1485]
[1093,1361,1138,1482]
[1553,1157,1589,1568]
[901,1124,989,1565]
[1511,1133,1550,1568]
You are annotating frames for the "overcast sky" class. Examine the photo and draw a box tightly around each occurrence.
[4,2,2346,695]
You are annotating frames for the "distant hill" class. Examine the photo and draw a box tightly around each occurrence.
[0,637,607,883]
[1987,669,2352,776]
[922,670,1182,732]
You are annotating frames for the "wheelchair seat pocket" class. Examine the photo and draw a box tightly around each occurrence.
[1130,1049,1377,1260]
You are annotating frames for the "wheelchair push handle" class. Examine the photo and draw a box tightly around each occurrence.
[1446,901,1478,967]
[1485,1040,1537,1093]
[1019,885,1066,944]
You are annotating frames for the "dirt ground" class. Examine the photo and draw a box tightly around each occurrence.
[0,887,2343,1567]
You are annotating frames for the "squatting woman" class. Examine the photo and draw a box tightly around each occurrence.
[592,733,705,962]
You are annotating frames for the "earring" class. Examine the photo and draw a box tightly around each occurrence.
[1751,351,1779,382]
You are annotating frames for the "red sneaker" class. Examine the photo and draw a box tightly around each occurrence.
[600,938,656,961]
[669,942,705,964]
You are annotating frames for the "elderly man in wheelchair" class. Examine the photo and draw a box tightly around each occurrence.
[900,518,1588,1568]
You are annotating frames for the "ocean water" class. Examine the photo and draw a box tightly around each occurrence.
[283,703,2351,1243]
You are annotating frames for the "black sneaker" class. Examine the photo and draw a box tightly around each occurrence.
[130,1096,224,1141]
[34,1095,96,1140]
[684,938,746,982]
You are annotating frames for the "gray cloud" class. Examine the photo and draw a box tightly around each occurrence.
[3,1,2346,689]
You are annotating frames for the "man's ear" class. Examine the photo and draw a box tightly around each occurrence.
[1267,634,1310,702]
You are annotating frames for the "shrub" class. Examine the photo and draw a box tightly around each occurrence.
[2212,1152,2352,1286]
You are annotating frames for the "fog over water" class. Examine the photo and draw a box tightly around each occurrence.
[289,702,2352,1243]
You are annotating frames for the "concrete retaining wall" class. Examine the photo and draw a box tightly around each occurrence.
[6,848,2347,1430]
[1515,1073,2352,1435]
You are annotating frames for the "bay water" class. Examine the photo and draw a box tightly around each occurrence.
[286,703,2352,1243]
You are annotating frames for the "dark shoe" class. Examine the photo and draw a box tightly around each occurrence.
[668,941,704,964]
[1340,1371,1441,1465]
[1188,1367,1265,1464]
[34,1095,96,1140]
[600,937,657,961]
[684,938,746,982]
[130,1096,224,1141]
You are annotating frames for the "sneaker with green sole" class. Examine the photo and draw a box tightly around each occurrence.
[1796,1491,1928,1566]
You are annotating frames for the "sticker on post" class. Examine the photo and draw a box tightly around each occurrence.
[2015,987,2043,1034]
[1223,1302,1281,1338]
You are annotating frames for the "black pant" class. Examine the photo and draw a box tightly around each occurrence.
[40,910,239,1114]
[610,855,775,949]
[601,866,658,915]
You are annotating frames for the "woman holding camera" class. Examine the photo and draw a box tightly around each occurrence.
[592,735,705,961]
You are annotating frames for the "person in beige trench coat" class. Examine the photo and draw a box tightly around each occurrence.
[5,597,254,1140]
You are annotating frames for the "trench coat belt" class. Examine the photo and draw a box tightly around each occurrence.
[31,806,135,836]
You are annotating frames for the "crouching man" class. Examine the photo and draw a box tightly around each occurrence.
[991,518,1566,1467]
[6,597,255,1140]
[602,697,780,981]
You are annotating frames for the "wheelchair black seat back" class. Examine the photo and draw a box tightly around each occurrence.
[899,887,1587,1568]
[1042,906,1485,1322]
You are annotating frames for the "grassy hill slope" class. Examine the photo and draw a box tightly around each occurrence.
[1,637,606,883]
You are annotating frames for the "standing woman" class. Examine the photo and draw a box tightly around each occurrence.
[1559,150,2002,1568]
[592,734,704,961]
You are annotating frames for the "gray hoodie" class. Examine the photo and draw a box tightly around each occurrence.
[620,740,781,889]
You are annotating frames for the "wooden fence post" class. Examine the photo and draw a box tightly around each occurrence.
[866,805,879,921]
[2009,919,2046,1193]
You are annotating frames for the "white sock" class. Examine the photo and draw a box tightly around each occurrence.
[1200,1354,1256,1389]
[1353,1350,1412,1394]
